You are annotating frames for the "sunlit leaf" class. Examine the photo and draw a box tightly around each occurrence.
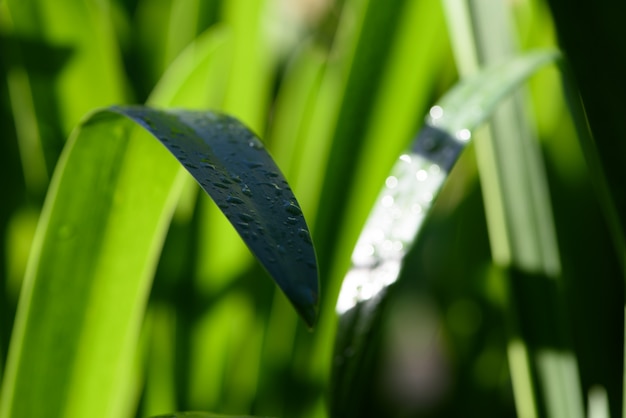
[330,50,560,417]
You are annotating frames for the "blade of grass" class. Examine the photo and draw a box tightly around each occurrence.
[5,0,127,134]
[329,50,560,417]
[0,100,318,418]
[442,0,584,416]
[1,24,321,418]
[546,0,626,264]
[310,0,452,383]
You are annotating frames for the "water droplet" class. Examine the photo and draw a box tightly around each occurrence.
[416,170,428,181]
[212,182,229,189]
[284,201,302,216]
[382,195,394,207]
[227,195,244,204]
[239,213,254,222]
[248,138,263,149]
[265,171,279,178]
[429,105,444,121]
[285,217,298,225]
[457,128,471,142]
[184,163,199,170]
[385,176,398,189]
[245,160,263,169]
[231,175,242,183]
[241,184,252,196]
[298,228,312,245]
[237,221,249,229]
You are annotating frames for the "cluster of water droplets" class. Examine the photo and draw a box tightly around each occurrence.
[336,152,446,314]
[126,108,318,313]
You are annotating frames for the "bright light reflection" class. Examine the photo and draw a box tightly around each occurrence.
[416,169,428,181]
[457,128,471,141]
[382,195,394,207]
[385,176,398,188]
[336,260,402,314]
[400,154,412,163]
[429,105,444,120]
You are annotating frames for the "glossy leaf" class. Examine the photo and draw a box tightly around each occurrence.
[330,50,560,417]
[107,105,319,326]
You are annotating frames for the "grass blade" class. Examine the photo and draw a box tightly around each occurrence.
[330,50,559,417]
[0,103,318,418]
[108,106,319,326]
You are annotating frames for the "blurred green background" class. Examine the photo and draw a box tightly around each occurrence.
[0,0,624,417]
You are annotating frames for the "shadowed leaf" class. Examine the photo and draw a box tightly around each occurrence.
[106,105,319,326]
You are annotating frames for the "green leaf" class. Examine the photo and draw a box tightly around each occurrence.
[0,105,317,418]
[330,50,560,417]
[107,105,319,326]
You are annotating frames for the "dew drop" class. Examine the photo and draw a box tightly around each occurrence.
[245,160,263,169]
[285,217,298,225]
[239,213,254,222]
[298,228,312,245]
[237,221,249,229]
[212,182,229,189]
[241,184,252,196]
[429,105,444,121]
[457,128,471,142]
[385,176,398,189]
[284,201,302,216]
[248,139,263,149]
[227,195,244,204]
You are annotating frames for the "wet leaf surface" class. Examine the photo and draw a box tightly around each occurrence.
[107,106,319,327]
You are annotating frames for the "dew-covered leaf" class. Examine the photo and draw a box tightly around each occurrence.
[330,50,560,417]
[106,105,319,326]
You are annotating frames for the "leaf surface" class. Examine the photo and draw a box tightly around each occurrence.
[330,50,560,417]
[107,105,319,325]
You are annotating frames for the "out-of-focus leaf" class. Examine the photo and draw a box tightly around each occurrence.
[330,50,560,417]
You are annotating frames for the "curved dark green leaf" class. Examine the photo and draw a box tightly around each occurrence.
[329,50,560,417]
[104,106,319,326]
[0,105,318,418]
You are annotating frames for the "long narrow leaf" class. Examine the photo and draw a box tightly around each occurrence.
[330,50,559,417]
